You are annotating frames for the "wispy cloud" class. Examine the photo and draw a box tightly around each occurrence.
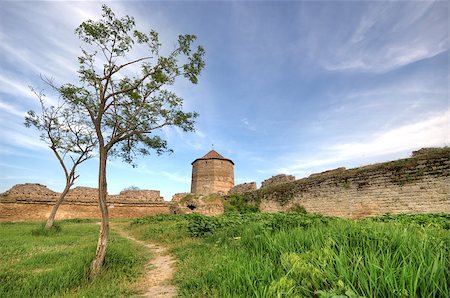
[0,129,49,151]
[161,171,190,183]
[282,110,449,175]
[241,117,256,131]
[0,101,26,117]
[308,2,449,73]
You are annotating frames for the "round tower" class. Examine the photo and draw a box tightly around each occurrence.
[191,150,234,195]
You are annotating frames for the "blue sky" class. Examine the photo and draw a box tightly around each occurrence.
[0,1,448,200]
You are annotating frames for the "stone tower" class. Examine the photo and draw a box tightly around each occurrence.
[191,150,234,195]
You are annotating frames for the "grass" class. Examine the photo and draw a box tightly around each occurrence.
[128,212,450,298]
[1,212,449,297]
[0,220,147,297]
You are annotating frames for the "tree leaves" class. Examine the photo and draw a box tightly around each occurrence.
[68,5,205,164]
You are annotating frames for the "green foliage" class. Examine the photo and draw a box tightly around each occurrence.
[126,213,450,297]
[366,213,450,229]
[0,221,146,297]
[122,185,140,191]
[259,182,296,205]
[224,194,259,214]
[187,214,224,237]
[288,203,307,214]
[59,4,206,164]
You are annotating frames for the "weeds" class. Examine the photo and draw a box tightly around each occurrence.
[127,212,450,297]
[31,223,62,236]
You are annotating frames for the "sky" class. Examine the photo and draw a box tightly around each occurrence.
[0,1,448,200]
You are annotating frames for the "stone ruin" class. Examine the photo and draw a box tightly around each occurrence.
[261,174,295,188]
[229,182,257,195]
[170,193,224,216]
[0,183,58,202]
[171,192,190,202]
[309,167,346,179]
[0,184,163,204]
[110,189,164,203]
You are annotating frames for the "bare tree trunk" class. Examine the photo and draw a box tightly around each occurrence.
[45,184,71,229]
[89,147,109,278]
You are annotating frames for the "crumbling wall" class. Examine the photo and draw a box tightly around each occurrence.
[229,182,257,195]
[0,202,170,222]
[171,192,190,202]
[110,189,163,203]
[250,148,450,218]
[261,174,295,188]
[0,184,169,221]
[171,194,224,216]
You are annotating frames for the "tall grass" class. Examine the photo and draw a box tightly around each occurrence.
[129,213,450,297]
[0,220,146,297]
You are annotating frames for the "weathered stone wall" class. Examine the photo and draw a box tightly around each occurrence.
[1,185,163,204]
[110,189,163,203]
[0,184,169,222]
[191,159,234,195]
[0,202,170,222]
[249,149,450,218]
[171,192,190,202]
[229,182,257,195]
[171,194,224,216]
[261,174,295,188]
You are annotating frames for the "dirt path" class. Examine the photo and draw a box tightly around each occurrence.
[112,225,177,297]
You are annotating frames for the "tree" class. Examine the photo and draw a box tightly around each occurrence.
[123,186,141,191]
[56,5,205,277]
[25,88,97,229]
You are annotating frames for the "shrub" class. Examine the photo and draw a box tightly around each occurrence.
[224,194,259,214]
[187,214,223,237]
[288,204,307,214]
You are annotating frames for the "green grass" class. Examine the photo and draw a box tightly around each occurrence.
[128,213,450,298]
[2,213,448,297]
[0,220,147,297]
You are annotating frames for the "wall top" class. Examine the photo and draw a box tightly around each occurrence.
[191,150,234,165]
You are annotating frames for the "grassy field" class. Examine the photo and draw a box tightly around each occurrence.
[1,212,449,297]
[0,219,147,297]
[128,212,450,298]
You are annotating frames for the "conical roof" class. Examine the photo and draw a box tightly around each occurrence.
[191,150,234,165]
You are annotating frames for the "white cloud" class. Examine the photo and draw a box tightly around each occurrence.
[241,117,256,131]
[283,110,450,174]
[317,2,449,73]
[0,129,49,151]
[0,75,34,100]
[0,101,26,117]
[161,171,190,183]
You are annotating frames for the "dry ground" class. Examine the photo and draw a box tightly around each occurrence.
[112,224,177,297]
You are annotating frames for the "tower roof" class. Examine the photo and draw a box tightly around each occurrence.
[191,150,234,165]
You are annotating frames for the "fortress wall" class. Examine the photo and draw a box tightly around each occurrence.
[229,182,257,195]
[261,174,295,188]
[251,150,450,218]
[0,202,170,222]
[0,185,169,222]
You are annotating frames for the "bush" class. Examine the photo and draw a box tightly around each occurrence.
[366,213,450,229]
[187,214,223,237]
[288,204,307,214]
[224,194,259,214]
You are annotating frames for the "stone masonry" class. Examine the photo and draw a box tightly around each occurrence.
[191,150,234,195]
[229,182,257,195]
[261,174,295,188]
[0,184,169,222]
[252,148,450,218]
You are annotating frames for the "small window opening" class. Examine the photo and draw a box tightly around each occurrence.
[187,204,197,210]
